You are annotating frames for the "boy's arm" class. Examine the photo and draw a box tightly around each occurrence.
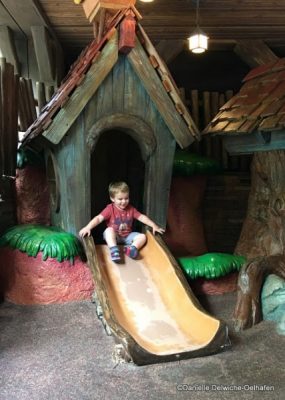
[137,214,165,235]
[79,214,104,237]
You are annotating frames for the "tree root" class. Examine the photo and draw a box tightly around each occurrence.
[233,255,285,331]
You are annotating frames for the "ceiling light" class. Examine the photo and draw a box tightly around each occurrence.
[188,0,208,54]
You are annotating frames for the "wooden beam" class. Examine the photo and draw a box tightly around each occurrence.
[234,40,279,68]
[31,26,54,84]
[223,131,285,155]
[1,0,58,42]
[128,36,195,148]
[0,26,20,74]
[0,3,22,36]
[1,0,64,83]
[42,29,118,145]
[155,40,185,64]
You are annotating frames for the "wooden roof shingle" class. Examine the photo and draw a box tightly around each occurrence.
[204,58,285,136]
[21,6,198,149]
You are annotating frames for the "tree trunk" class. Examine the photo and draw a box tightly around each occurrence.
[235,150,285,258]
[234,150,285,330]
[164,176,208,257]
[234,255,285,331]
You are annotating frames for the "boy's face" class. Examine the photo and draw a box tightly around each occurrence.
[111,191,129,210]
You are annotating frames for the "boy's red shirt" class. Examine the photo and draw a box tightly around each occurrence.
[100,203,141,237]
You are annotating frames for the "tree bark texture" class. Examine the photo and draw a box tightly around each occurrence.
[164,176,208,257]
[234,151,285,330]
[234,255,285,331]
[235,151,285,258]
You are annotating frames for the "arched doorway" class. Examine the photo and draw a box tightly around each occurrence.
[91,129,145,243]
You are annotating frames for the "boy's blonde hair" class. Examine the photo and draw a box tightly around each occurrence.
[109,181,129,198]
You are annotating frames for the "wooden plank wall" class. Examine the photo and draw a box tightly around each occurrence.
[0,58,18,234]
[51,54,176,235]
[203,173,251,254]
[0,55,53,233]
[184,88,252,171]
[175,88,252,253]
[18,78,54,131]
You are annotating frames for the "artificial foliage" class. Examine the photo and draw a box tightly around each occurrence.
[0,224,84,264]
[173,150,222,177]
[17,148,44,169]
[178,253,246,279]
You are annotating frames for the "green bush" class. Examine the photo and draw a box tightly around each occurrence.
[0,224,84,264]
[17,148,44,169]
[173,150,222,177]
[178,253,246,279]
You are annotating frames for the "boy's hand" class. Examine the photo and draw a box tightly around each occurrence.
[79,226,91,238]
[152,224,165,235]
[137,214,165,235]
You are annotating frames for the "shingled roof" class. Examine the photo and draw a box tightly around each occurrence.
[21,6,199,149]
[204,58,285,136]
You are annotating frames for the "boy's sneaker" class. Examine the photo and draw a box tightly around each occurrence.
[110,246,121,263]
[124,245,138,259]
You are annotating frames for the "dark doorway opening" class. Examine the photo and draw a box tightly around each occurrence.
[91,130,145,243]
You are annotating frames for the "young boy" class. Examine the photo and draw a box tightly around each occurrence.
[79,181,165,262]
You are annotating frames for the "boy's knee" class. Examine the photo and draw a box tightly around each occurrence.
[104,227,116,238]
[139,233,147,244]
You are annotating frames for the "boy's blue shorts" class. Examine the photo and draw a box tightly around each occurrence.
[103,230,141,245]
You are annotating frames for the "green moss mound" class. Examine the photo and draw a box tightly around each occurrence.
[178,253,246,279]
[0,224,84,264]
[173,150,222,177]
[17,148,44,169]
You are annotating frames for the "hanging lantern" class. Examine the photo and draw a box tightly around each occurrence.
[188,0,209,54]
[188,27,208,53]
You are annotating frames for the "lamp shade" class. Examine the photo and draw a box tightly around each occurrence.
[188,28,208,53]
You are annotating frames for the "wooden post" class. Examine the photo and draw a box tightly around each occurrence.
[5,62,14,174]
[219,93,228,169]
[31,26,55,85]
[0,62,2,175]
[0,58,19,175]
[203,91,211,157]
[46,85,54,102]
[225,90,239,170]
[18,79,28,131]
[19,77,32,128]
[0,58,6,175]
[219,93,225,108]
[211,92,221,161]
[36,82,47,113]
[190,89,200,153]
[190,90,199,127]
[0,57,18,233]
[27,79,37,122]
[12,74,19,174]
[0,26,20,75]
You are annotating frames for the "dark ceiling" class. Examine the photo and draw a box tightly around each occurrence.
[1,1,285,91]
[36,0,285,57]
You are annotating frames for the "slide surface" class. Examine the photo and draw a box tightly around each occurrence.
[84,232,229,365]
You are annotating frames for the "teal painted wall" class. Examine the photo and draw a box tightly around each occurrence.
[50,55,176,236]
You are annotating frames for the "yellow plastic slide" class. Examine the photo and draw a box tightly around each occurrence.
[83,232,229,365]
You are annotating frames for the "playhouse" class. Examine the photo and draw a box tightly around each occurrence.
[21,10,199,241]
